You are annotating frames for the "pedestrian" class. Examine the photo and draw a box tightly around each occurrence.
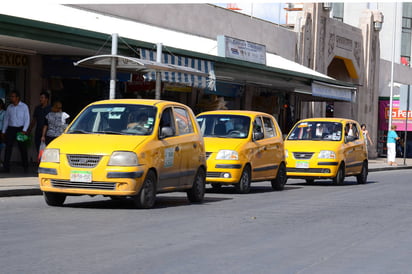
[1,91,30,173]
[28,91,51,153]
[41,101,70,145]
[0,99,6,167]
[361,124,373,149]
[387,124,400,166]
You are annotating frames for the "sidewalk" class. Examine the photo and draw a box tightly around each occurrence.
[1,158,412,197]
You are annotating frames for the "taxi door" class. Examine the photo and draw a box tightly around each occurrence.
[172,106,200,188]
[157,107,183,190]
[250,116,278,180]
[343,122,361,174]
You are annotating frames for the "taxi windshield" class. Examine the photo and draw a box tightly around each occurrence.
[67,104,157,136]
[287,121,342,141]
[196,114,250,138]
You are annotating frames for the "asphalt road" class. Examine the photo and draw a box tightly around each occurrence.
[1,170,412,274]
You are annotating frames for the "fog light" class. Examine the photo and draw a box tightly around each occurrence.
[222,173,231,178]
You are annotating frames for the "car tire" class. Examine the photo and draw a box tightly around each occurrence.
[356,161,368,184]
[133,170,156,209]
[271,163,287,191]
[44,192,66,206]
[305,179,315,184]
[333,164,345,185]
[236,165,251,194]
[187,167,206,203]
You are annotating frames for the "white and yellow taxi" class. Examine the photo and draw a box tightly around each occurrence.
[285,118,368,184]
[196,110,287,193]
[38,99,206,208]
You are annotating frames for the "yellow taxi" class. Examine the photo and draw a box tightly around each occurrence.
[38,99,207,208]
[284,118,368,184]
[196,110,287,193]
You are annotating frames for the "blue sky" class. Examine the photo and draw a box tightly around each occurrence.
[213,3,288,24]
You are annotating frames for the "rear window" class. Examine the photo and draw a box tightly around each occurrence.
[287,121,342,141]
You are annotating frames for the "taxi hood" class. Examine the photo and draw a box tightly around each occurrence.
[47,133,149,155]
[284,140,341,152]
[203,137,245,152]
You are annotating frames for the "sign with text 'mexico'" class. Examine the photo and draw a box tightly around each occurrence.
[217,35,266,65]
[0,52,29,67]
[379,99,412,131]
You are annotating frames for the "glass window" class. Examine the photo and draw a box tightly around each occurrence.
[196,114,250,138]
[67,104,156,135]
[173,107,193,135]
[262,116,277,138]
[287,121,342,141]
[332,3,344,22]
[159,108,176,136]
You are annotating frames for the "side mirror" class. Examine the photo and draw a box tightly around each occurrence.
[159,126,174,139]
[253,132,264,141]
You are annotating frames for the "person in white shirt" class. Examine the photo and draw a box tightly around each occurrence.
[1,91,30,173]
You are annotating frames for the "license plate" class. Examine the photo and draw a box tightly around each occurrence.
[296,161,309,169]
[70,170,92,182]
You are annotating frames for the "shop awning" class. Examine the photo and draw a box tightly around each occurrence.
[139,49,215,90]
[312,81,356,102]
[74,54,209,77]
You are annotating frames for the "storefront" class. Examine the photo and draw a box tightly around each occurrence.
[0,51,29,104]
[378,98,412,157]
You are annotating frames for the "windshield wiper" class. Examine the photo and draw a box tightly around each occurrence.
[94,130,125,135]
[68,129,90,134]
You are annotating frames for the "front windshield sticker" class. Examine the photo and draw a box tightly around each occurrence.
[164,147,174,167]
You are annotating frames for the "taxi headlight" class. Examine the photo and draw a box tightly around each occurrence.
[318,150,336,159]
[41,148,60,163]
[108,151,138,166]
[216,150,239,160]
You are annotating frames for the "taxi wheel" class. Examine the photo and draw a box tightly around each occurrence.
[187,167,206,203]
[133,170,156,209]
[333,164,345,185]
[271,163,287,191]
[44,192,66,206]
[236,165,251,194]
[305,179,315,184]
[356,161,368,184]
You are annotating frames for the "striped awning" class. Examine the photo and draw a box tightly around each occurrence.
[139,48,215,90]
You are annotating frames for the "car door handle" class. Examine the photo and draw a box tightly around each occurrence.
[193,143,197,149]
[175,146,180,152]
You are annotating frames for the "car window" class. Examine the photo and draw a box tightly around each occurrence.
[262,116,277,138]
[67,104,156,135]
[345,122,359,138]
[196,114,250,138]
[159,107,176,136]
[173,107,194,135]
[253,117,264,134]
[287,121,342,141]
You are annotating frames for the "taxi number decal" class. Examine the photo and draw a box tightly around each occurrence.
[296,161,309,169]
[164,147,175,168]
[70,170,92,182]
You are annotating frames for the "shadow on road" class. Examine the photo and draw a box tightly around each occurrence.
[62,195,232,209]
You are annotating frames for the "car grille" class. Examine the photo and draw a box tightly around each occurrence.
[207,172,222,178]
[293,152,314,160]
[67,154,102,168]
[51,180,116,190]
[205,152,212,160]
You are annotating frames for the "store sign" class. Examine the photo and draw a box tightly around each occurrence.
[217,35,266,65]
[379,99,412,131]
[0,52,28,67]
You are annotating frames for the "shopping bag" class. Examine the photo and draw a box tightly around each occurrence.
[38,141,46,162]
